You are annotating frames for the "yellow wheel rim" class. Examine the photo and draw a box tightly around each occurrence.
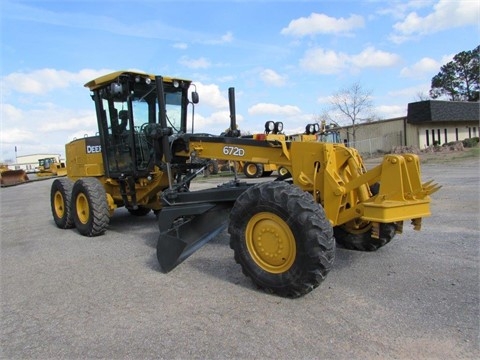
[278,167,289,176]
[245,212,296,273]
[54,191,65,218]
[245,164,257,176]
[343,219,372,234]
[76,193,90,225]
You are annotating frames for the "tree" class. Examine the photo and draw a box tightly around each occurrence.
[330,82,374,144]
[430,45,479,102]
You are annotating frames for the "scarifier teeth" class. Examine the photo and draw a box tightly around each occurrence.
[422,181,442,195]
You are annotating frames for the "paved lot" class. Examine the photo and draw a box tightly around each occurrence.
[1,158,479,359]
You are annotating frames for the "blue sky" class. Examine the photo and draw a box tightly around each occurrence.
[1,0,479,162]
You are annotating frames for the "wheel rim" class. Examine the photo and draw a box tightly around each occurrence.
[54,190,65,218]
[245,212,296,273]
[76,193,90,225]
[245,164,257,176]
[278,167,288,176]
[343,219,372,234]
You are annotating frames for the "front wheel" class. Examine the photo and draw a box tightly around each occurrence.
[72,178,110,236]
[228,181,335,298]
[50,178,75,229]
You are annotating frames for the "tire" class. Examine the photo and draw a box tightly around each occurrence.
[261,171,273,177]
[127,206,152,216]
[207,160,219,175]
[333,181,396,251]
[71,178,110,236]
[333,221,396,251]
[50,178,75,229]
[243,162,263,178]
[228,181,335,298]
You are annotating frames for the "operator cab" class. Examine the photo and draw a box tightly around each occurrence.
[85,71,197,179]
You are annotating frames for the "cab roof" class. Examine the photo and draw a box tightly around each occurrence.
[84,70,192,91]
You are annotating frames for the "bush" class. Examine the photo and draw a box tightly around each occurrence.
[462,137,479,148]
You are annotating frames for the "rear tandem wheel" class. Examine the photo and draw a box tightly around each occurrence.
[71,178,110,236]
[243,162,263,178]
[228,181,335,298]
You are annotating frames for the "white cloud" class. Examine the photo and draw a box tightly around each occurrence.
[248,103,301,117]
[190,111,244,134]
[260,69,286,86]
[376,0,435,20]
[1,68,113,95]
[1,103,97,151]
[203,31,234,45]
[300,48,348,74]
[388,83,431,99]
[300,47,400,74]
[173,42,188,49]
[178,56,211,69]
[194,82,229,109]
[391,0,480,42]
[350,47,401,68]
[375,104,407,119]
[281,13,364,36]
[400,57,440,78]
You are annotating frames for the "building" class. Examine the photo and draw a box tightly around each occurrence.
[407,100,479,147]
[337,100,479,157]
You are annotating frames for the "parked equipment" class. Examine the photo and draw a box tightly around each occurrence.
[50,70,440,298]
[0,164,29,187]
[36,157,67,177]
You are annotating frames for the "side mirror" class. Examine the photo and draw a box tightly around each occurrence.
[191,91,199,104]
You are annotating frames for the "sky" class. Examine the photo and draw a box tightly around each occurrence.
[1,0,479,162]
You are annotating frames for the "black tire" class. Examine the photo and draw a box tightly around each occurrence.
[243,162,263,178]
[228,181,335,298]
[333,181,396,251]
[261,171,273,177]
[50,178,75,229]
[127,206,152,216]
[333,221,396,251]
[207,160,219,175]
[71,178,110,236]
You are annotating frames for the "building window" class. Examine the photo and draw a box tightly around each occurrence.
[432,129,435,144]
[455,128,459,141]
[425,129,430,146]
[444,129,448,144]
[437,129,441,144]
[468,127,472,138]
[474,127,477,137]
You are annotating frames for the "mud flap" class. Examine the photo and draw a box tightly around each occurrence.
[157,202,233,272]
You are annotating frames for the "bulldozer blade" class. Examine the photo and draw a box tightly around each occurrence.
[0,170,29,187]
[157,202,233,272]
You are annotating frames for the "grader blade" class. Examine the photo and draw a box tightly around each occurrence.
[157,202,233,272]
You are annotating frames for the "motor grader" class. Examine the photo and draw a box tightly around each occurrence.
[50,70,440,298]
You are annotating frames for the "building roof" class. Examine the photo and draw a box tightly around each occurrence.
[407,100,480,124]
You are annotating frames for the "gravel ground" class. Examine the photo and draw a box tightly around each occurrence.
[1,155,479,360]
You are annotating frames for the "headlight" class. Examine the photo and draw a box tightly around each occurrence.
[274,122,283,133]
[265,121,275,133]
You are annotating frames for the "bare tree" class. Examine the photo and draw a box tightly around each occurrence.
[330,82,374,144]
[415,91,431,101]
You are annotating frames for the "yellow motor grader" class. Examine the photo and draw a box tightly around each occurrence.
[50,70,439,298]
